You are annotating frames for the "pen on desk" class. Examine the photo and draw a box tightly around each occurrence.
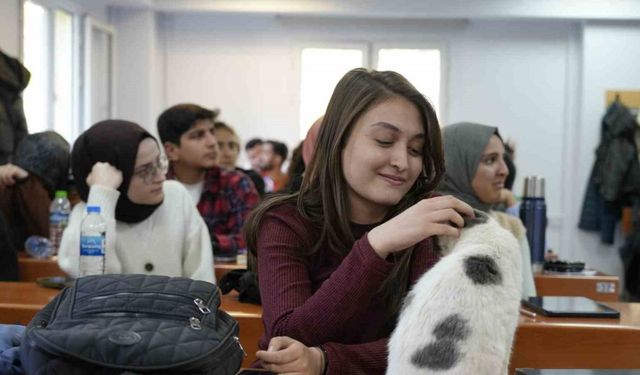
[519,307,536,318]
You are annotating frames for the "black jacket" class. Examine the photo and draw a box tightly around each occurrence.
[579,102,640,242]
[0,49,30,164]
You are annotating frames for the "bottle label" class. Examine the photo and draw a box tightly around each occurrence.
[80,235,105,256]
[50,212,70,225]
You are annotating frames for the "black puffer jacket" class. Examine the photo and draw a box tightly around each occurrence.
[0,49,30,164]
[594,102,640,204]
[579,102,640,242]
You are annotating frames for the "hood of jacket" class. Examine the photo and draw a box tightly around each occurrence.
[603,101,637,139]
[0,50,30,95]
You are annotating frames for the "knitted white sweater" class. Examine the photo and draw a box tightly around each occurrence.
[58,181,215,283]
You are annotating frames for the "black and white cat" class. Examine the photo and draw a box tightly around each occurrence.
[386,211,522,375]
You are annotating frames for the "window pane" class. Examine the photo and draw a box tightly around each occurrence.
[22,0,51,133]
[377,49,441,118]
[299,48,364,139]
[90,27,112,124]
[53,9,73,141]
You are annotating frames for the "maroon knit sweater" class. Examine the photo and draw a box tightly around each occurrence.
[256,203,440,374]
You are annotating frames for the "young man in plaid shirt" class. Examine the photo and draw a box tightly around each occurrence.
[157,103,259,262]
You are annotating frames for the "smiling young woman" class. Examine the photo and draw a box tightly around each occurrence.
[243,68,474,375]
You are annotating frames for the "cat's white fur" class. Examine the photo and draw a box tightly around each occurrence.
[386,213,522,375]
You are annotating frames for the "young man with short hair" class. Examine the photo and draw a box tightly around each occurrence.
[157,104,259,262]
[260,140,289,192]
[244,138,263,172]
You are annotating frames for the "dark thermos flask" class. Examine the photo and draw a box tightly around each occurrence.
[520,176,547,272]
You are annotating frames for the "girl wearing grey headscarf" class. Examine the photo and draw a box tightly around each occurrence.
[438,122,536,297]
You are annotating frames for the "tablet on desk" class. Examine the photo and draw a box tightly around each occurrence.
[521,296,620,318]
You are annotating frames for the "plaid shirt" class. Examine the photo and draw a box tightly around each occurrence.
[168,166,259,258]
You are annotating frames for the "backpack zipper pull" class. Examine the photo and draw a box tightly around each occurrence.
[234,336,247,357]
[189,317,202,330]
[193,298,211,314]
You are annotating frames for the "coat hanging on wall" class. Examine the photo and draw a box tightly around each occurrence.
[579,91,640,243]
[594,91,640,300]
[0,49,30,165]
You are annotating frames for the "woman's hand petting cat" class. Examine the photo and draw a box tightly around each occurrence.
[256,336,325,375]
[86,162,123,190]
[0,163,29,187]
[367,195,474,259]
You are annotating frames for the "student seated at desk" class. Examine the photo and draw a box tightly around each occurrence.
[213,121,266,197]
[157,104,259,263]
[0,131,70,280]
[57,120,214,283]
[436,122,537,297]
[244,68,474,375]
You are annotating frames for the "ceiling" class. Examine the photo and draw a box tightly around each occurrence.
[105,0,640,21]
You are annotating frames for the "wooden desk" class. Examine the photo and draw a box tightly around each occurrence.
[4,282,639,372]
[534,271,619,302]
[0,282,262,368]
[510,302,640,373]
[17,253,245,284]
[18,253,67,281]
[215,261,245,282]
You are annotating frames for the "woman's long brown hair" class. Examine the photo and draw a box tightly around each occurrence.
[244,68,444,317]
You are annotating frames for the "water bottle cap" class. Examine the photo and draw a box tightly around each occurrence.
[87,206,101,214]
[55,190,68,199]
[523,176,545,198]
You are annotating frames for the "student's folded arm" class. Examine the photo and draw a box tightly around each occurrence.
[183,197,216,284]
[322,338,388,375]
[58,185,122,276]
[258,213,393,346]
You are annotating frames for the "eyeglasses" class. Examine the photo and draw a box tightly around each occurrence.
[133,156,168,184]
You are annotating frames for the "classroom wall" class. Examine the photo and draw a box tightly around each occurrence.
[0,0,21,57]
[109,7,160,135]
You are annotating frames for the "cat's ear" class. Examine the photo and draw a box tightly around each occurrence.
[463,209,489,229]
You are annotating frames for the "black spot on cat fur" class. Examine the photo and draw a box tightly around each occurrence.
[433,314,470,341]
[464,255,502,285]
[410,314,470,370]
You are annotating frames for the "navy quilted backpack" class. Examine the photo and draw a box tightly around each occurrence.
[20,274,244,374]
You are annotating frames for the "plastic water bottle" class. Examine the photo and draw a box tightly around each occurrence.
[79,206,106,276]
[49,190,71,255]
[237,248,248,266]
[24,235,54,259]
[520,176,547,272]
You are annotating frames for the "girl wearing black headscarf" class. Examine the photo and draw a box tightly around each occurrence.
[57,120,214,283]
[437,122,536,297]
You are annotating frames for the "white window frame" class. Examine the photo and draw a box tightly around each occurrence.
[372,41,448,126]
[297,40,448,138]
[295,41,369,139]
[81,16,116,132]
[20,0,116,141]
